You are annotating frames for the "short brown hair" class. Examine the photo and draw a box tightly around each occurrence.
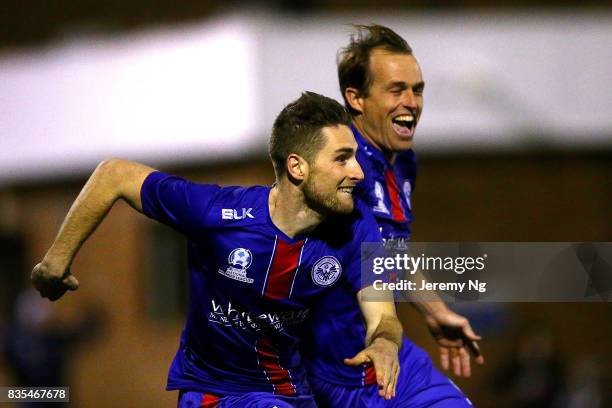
[338,24,413,116]
[269,92,351,179]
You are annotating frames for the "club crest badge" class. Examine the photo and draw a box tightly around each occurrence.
[311,256,342,287]
[218,248,254,284]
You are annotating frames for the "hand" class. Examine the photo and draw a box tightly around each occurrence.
[31,261,79,301]
[344,337,400,400]
[425,309,484,378]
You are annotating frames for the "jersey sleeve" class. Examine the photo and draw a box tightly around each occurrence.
[343,202,385,295]
[140,171,222,236]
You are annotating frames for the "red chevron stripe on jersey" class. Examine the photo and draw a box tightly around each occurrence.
[200,393,219,407]
[263,238,305,299]
[384,169,407,223]
[364,365,377,386]
[256,338,296,395]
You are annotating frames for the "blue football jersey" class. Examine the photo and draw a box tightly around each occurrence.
[351,125,416,244]
[302,125,417,387]
[140,171,382,396]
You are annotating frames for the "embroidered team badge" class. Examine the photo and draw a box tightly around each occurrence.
[218,248,254,283]
[311,256,342,287]
[403,181,412,210]
[373,181,390,214]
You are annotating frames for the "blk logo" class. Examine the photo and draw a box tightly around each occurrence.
[222,208,255,220]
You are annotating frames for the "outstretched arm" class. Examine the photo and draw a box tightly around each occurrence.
[31,159,154,301]
[344,286,402,400]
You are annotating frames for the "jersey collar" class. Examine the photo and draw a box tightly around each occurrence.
[351,124,390,171]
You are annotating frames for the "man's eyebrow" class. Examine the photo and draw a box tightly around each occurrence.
[334,147,356,154]
[386,81,425,90]
[386,81,408,90]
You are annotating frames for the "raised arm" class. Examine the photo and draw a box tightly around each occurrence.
[344,286,402,400]
[31,159,155,301]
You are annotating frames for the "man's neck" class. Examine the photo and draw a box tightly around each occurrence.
[352,118,396,164]
[269,181,325,238]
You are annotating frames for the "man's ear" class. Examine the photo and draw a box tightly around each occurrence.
[286,153,308,181]
[345,87,364,114]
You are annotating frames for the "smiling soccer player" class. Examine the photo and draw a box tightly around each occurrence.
[31,92,402,408]
[302,25,483,408]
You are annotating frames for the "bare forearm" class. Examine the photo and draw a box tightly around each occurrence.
[358,286,403,348]
[407,268,448,317]
[354,288,403,399]
[42,161,123,267]
[367,315,403,349]
[43,159,152,268]
[411,300,449,317]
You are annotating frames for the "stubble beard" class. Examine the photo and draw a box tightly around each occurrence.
[303,177,353,217]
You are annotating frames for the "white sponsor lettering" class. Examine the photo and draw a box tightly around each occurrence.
[208,299,309,332]
[222,208,255,220]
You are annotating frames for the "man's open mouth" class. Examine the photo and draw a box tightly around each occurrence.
[391,114,415,137]
[338,186,355,195]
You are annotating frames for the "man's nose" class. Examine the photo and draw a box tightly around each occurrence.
[349,159,364,182]
[402,89,417,109]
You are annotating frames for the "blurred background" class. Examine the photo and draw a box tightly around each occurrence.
[1,0,611,406]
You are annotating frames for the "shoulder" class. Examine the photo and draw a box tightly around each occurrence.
[146,172,265,202]
[212,185,269,205]
[355,145,378,172]
[394,150,417,173]
[396,149,416,162]
[142,172,269,220]
[313,199,381,247]
[352,199,381,237]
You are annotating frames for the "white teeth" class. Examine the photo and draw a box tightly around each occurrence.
[395,115,414,121]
